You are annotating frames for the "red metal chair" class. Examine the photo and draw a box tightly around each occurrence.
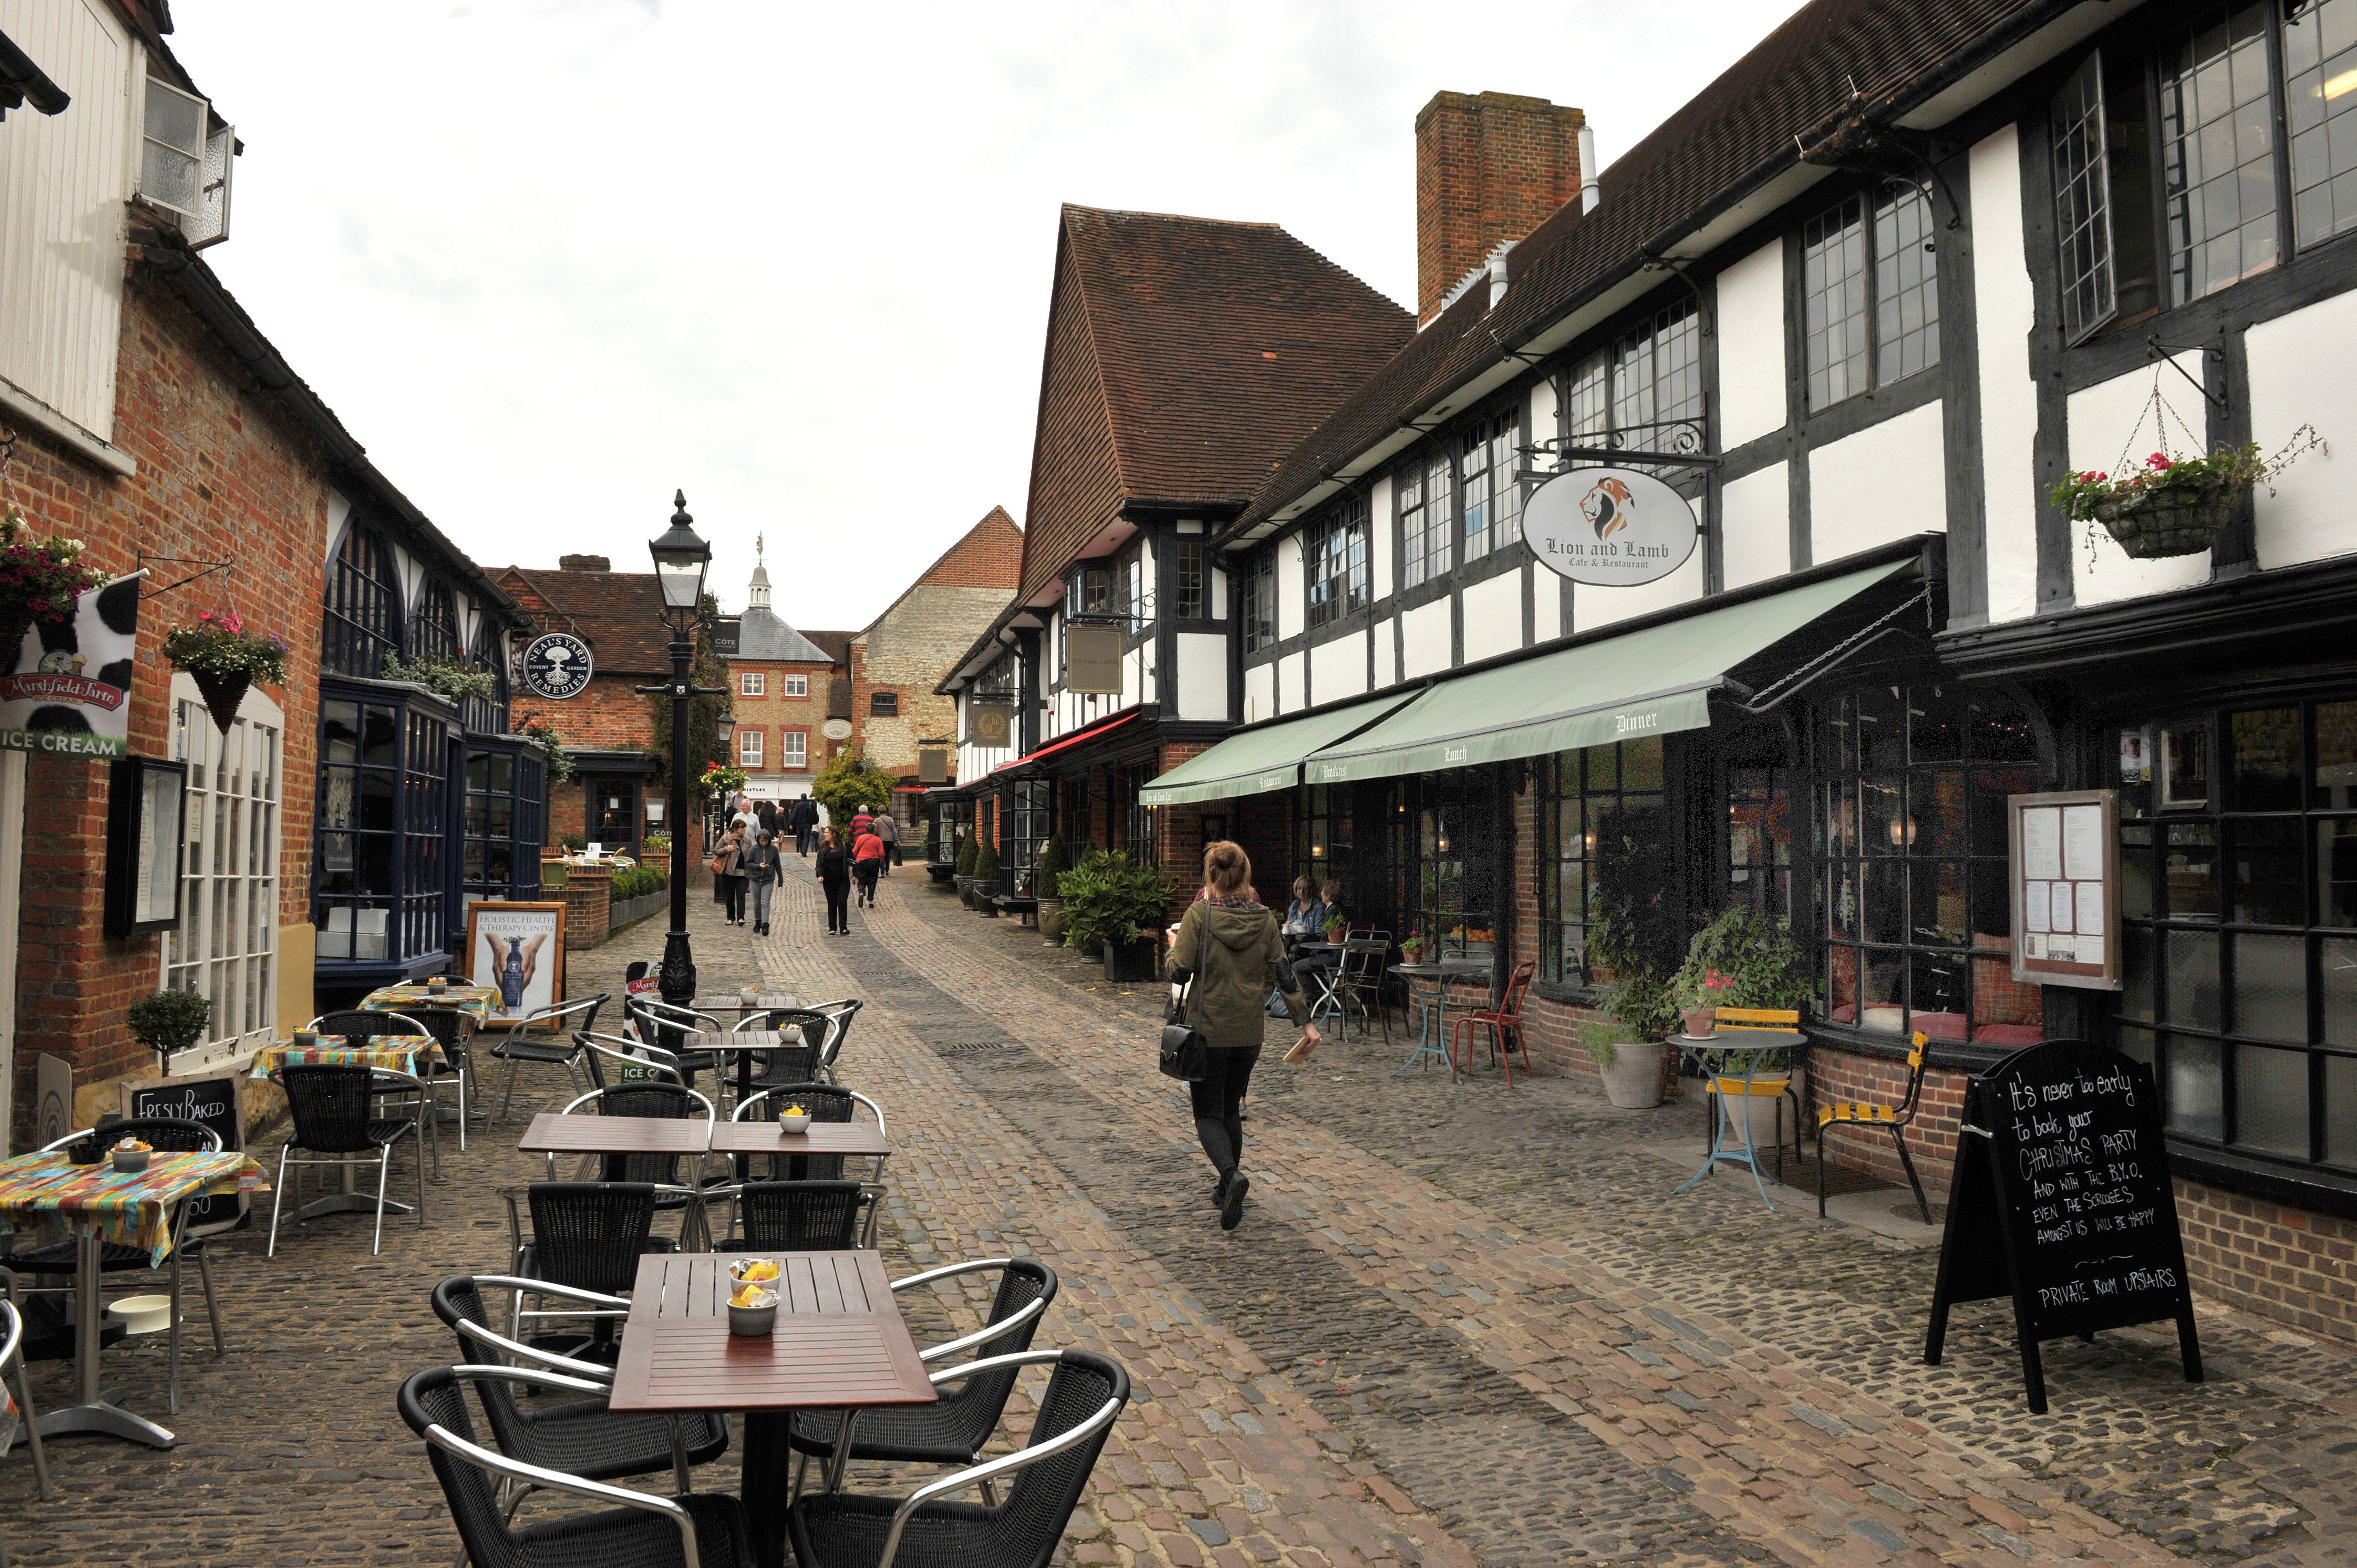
[1452,961,1536,1085]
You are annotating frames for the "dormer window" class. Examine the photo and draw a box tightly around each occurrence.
[140,77,234,247]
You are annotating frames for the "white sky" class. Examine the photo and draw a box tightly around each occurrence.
[173,0,1808,631]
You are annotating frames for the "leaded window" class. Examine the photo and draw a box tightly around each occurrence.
[1241,548,1277,652]
[2287,0,2357,245]
[2054,53,2119,341]
[2160,4,2279,304]
[1459,413,1519,565]
[413,580,459,662]
[1304,493,1368,630]
[1802,188,1938,410]
[1011,778,1053,883]
[162,688,281,1063]
[1536,738,1670,986]
[324,524,399,679]
[1400,450,1453,589]
[1175,538,1205,620]
[1563,302,1704,477]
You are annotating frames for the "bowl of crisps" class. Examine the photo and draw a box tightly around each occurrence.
[780,1103,811,1134]
[111,1138,153,1174]
[728,1257,781,1287]
[727,1282,778,1336]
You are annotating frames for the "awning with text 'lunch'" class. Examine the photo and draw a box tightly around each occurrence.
[1138,692,1417,806]
[1301,559,1916,783]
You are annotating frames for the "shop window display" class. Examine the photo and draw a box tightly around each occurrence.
[1536,738,1670,984]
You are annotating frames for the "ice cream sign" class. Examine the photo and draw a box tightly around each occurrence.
[1520,466,1698,586]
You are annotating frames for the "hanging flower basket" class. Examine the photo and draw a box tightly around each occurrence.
[162,610,291,734]
[0,503,105,672]
[2090,485,2240,559]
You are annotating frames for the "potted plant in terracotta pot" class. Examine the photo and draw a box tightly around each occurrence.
[2051,443,2266,559]
[1035,834,1071,942]
[1399,932,1428,965]
[162,608,292,734]
[0,503,105,671]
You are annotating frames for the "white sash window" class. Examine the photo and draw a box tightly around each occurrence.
[161,675,282,1066]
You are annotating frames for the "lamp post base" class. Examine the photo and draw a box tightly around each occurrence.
[658,927,697,1008]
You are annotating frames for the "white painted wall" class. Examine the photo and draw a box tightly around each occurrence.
[1176,631,1228,720]
[1400,597,1452,678]
[1373,616,1399,686]
[2069,356,2213,605]
[0,0,133,441]
[1720,462,1790,589]
[1809,400,1947,560]
[1716,240,1787,449]
[1532,578,1562,642]
[1277,650,1305,713]
[1972,126,2041,623]
[1367,473,1396,599]
[1574,550,1704,630]
[1310,632,1366,702]
[1210,563,1229,621]
[1243,661,1276,724]
[1275,535,1305,642]
[1529,378,1559,452]
[2248,288,2357,570]
[1461,571,1522,663]
[326,489,353,566]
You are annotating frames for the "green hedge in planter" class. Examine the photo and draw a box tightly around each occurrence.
[1036,835,1070,898]
[971,838,1001,884]
[1058,849,1177,955]
[610,863,668,902]
[955,833,978,878]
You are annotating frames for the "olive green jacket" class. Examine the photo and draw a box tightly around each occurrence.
[1169,900,1305,1052]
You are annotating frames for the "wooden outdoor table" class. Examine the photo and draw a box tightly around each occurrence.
[712,1115,889,1182]
[611,1249,934,1566]
[516,1112,711,1155]
[683,1028,822,1111]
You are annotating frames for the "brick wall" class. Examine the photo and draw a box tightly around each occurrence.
[729,658,828,786]
[1804,1046,1970,1196]
[496,569,660,756]
[6,267,330,1135]
[2174,1177,2357,1343]
[1415,91,1584,323]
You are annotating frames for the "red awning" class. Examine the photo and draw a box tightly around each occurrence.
[987,711,1139,778]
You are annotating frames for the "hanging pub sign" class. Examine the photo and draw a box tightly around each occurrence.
[1924,1039,2200,1414]
[0,574,141,759]
[918,748,950,785]
[1065,623,1125,694]
[2009,789,2121,990]
[1521,467,1698,587]
[521,631,594,700]
[965,701,1012,748]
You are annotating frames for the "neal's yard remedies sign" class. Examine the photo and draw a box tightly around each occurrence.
[1520,467,1697,587]
[0,575,141,759]
[1924,1039,2200,1414]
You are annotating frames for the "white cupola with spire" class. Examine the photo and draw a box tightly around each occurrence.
[748,532,771,609]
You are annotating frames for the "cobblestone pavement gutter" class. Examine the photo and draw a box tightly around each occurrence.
[4,858,2356,1566]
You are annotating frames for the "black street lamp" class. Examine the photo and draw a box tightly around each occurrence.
[637,490,722,1007]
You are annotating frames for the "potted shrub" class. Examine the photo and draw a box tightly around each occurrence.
[1399,932,1428,964]
[1581,972,1679,1108]
[970,839,1002,915]
[162,608,292,734]
[954,831,979,906]
[1059,849,1177,982]
[2051,443,2265,560]
[1035,834,1071,941]
[128,988,210,1069]
[1671,907,1814,1137]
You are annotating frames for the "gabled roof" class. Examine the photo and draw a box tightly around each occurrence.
[734,606,833,664]
[501,567,671,674]
[852,506,1022,644]
[802,630,855,667]
[1234,0,2058,538]
[1022,205,1412,599]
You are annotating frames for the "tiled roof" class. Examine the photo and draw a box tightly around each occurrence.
[502,567,672,674]
[826,673,852,720]
[734,606,833,664]
[1234,0,2047,535]
[801,630,855,668]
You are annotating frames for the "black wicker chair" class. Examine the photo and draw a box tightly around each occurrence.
[267,1064,423,1257]
[402,1004,477,1159]
[785,1348,1128,1568]
[624,996,725,1097]
[429,1275,727,1493]
[399,1365,752,1568]
[730,1009,831,1094]
[803,998,863,1080]
[307,1008,424,1043]
[505,1180,671,1361]
[787,1258,1057,1492]
[729,1179,871,1251]
[16,1117,228,1413]
[491,994,609,1123]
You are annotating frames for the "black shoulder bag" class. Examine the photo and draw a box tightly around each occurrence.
[1159,969,1209,1083]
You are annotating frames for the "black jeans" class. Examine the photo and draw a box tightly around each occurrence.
[856,862,880,902]
[822,875,851,932]
[1188,1046,1260,1178]
[721,875,747,922]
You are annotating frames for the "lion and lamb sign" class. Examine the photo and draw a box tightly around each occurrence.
[1519,466,1698,587]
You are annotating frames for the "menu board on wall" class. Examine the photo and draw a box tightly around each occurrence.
[1923,1039,2200,1413]
[2009,789,2121,991]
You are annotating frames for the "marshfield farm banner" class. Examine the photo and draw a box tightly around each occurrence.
[0,576,142,760]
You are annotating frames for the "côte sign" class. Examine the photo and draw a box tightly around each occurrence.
[1520,467,1697,587]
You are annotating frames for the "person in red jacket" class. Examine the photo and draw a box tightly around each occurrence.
[852,825,887,908]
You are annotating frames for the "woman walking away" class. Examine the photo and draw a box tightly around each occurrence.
[744,830,783,936]
[1167,841,1316,1231]
[876,809,899,874]
[816,826,853,935]
[852,822,887,907]
[713,822,748,926]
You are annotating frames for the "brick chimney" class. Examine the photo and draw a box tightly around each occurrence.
[1416,91,1585,326]
[557,554,611,572]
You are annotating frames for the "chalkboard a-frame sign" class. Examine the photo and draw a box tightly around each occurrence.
[1924,1039,2200,1413]
[119,1071,247,1234]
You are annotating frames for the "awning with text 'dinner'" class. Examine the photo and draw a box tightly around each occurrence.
[1138,692,1417,806]
[1300,559,1916,783]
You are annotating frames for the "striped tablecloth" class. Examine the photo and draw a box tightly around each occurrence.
[360,983,501,1025]
[0,1151,269,1267]
[249,1036,443,1080]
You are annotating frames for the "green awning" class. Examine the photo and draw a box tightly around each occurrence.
[1303,561,1913,783]
[1139,692,1416,806]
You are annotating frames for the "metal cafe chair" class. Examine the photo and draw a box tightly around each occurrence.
[709,1178,877,1251]
[1335,931,1395,1044]
[555,1081,722,1247]
[402,1004,480,1157]
[795,997,865,1082]
[267,1062,426,1257]
[310,1007,448,1172]
[0,1275,51,1509]
[490,994,610,1123]
[786,1349,1130,1568]
[623,996,726,1101]
[399,1365,754,1568]
[1699,1007,1808,1182]
[1451,960,1537,1086]
[19,1118,228,1412]
[1818,1030,1934,1224]
[502,1182,672,1364]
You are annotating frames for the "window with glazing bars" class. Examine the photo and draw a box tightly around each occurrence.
[1304,492,1368,629]
[163,696,281,1061]
[324,525,399,679]
[2161,5,2280,302]
[2053,53,2119,341]
[413,581,459,662]
[1459,412,1520,564]
[1801,187,1939,409]
[1536,739,1669,985]
[2287,0,2357,245]
[462,622,507,735]
[1559,302,1704,483]
[1242,548,1276,651]
[1175,538,1205,619]
[1399,450,1454,588]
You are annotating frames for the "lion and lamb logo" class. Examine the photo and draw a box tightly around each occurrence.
[1581,476,1635,540]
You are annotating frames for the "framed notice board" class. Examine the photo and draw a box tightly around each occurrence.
[2009,789,2121,991]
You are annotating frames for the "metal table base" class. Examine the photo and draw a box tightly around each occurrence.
[37,1232,174,1448]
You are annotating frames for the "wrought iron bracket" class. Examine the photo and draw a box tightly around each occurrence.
[1718,589,1933,716]
[631,682,728,698]
[1795,109,1962,233]
[134,551,234,600]
[2147,334,2229,409]
[1521,418,1718,479]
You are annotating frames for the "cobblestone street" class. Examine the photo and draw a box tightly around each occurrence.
[7,860,2357,1566]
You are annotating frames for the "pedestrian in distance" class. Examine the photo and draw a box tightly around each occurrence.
[850,804,875,847]
[711,822,749,926]
[816,826,853,935]
[852,823,887,907]
[876,809,899,874]
[1166,840,1315,1231]
[730,795,760,840]
[790,796,816,857]
[744,829,782,936]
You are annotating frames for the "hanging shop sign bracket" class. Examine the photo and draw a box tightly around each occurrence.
[133,552,234,600]
[2146,333,2228,410]
[1517,418,1718,484]
[1718,588,1934,716]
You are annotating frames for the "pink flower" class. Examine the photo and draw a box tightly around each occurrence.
[2147,452,2175,471]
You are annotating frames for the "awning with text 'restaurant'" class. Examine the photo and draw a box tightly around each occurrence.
[1138,692,1417,806]
[1300,559,1915,783]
